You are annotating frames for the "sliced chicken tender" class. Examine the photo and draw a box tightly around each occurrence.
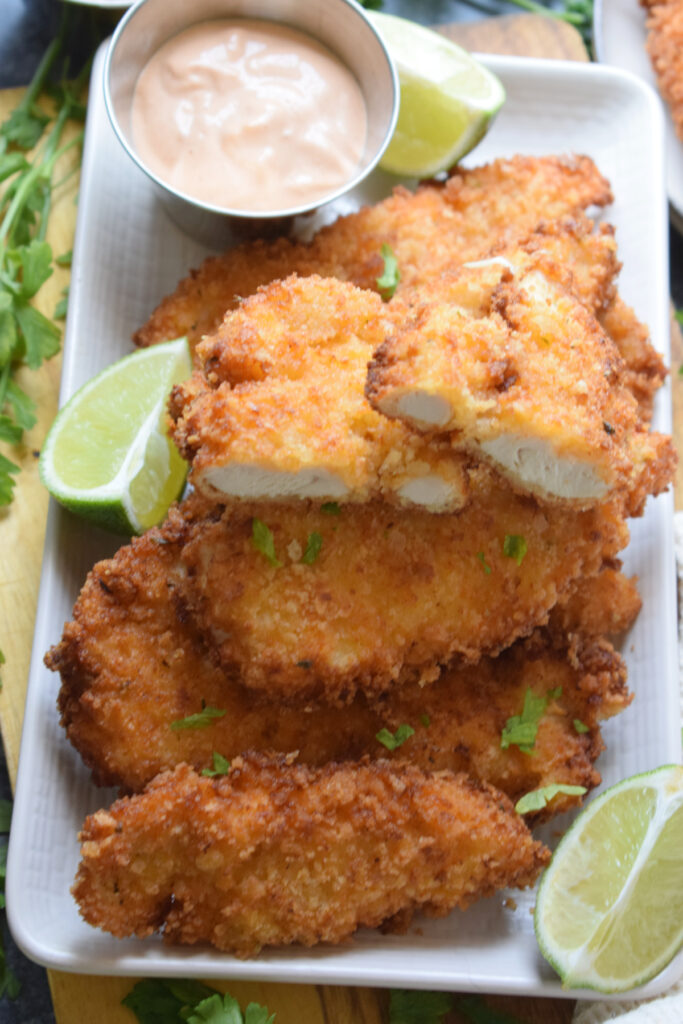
[72,757,550,957]
[169,275,470,512]
[172,475,631,705]
[367,256,660,506]
[46,512,632,818]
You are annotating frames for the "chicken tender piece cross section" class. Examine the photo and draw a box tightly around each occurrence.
[169,275,470,511]
[643,0,683,142]
[171,478,632,704]
[72,757,550,956]
[46,516,632,817]
[135,153,613,352]
[366,254,660,507]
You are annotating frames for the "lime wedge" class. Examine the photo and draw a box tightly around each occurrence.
[535,764,683,993]
[40,337,192,535]
[368,11,505,177]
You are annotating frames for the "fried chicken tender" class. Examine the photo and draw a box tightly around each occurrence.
[169,275,470,511]
[365,251,672,507]
[72,756,550,956]
[598,295,667,422]
[160,478,634,705]
[135,154,613,352]
[643,0,683,142]
[47,521,633,817]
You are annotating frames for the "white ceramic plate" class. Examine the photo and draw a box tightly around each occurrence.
[7,44,682,997]
[594,0,683,232]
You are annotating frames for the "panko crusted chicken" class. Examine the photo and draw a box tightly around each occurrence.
[135,154,614,353]
[365,250,672,507]
[169,275,470,511]
[72,757,550,956]
[171,483,637,704]
[47,519,634,816]
[642,0,683,142]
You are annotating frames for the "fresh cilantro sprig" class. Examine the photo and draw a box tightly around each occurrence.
[123,980,275,1024]
[502,534,527,566]
[0,12,87,507]
[301,531,322,564]
[500,686,562,754]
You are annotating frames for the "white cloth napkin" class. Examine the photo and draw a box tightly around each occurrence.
[570,512,683,1022]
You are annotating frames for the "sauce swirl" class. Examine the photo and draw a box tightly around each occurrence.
[131,19,368,212]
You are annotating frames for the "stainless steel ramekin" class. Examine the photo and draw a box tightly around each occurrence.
[104,0,399,247]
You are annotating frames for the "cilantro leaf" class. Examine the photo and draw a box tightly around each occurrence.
[54,285,69,319]
[0,153,29,185]
[675,310,683,326]
[244,1004,276,1024]
[123,979,217,1023]
[171,706,227,731]
[0,453,19,506]
[301,531,322,564]
[320,501,340,515]
[0,105,50,150]
[456,994,526,1023]
[251,517,281,567]
[376,243,400,299]
[389,989,453,1023]
[0,299,17,364]
[6,379,36,431]
[500,686,561,754]
[55,248,72,267]
[573,718,589,734]
[12,240,53,299]
[476,551,492,574]
[502,534,527,566]
[0,416,22,444]
[515,783,587,815]
[376,724,415,751]
[14,302,61,368]
[186,993,244,1024]
[201,752,231,777]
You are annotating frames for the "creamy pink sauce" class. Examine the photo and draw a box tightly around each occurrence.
[131,19,368,212]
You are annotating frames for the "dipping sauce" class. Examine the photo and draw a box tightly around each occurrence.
[131,19,368,212]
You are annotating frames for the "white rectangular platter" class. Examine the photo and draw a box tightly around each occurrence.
[7,43,683,998]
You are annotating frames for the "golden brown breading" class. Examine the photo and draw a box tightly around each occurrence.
[72,757,550,956]
[598,295,667,423]
[169,275,471,511]
[47,519,632,816]
[366,251,651,507]
[168,478,632,705]
[644,0,683,141]
[135,154,613,352]
[548,563,642,639]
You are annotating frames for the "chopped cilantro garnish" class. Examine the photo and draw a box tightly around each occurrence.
[55,249,72,267]
[251,517,281,567]
[201,752,231,777]
[389,989,453,1023]
[503,534,527,566]
[301,531,322,564]
[476,551,492,574]
[573,718,590,734]
[500,686,562,754]
[320,501,341,515]
[376,724,415,751]
[170,706,227,731]
[123,980,275,1024]
[515,783,587,815]
[376,243,400,299]
[420,714,431,728]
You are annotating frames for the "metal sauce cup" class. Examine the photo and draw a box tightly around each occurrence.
[104,0,399,247]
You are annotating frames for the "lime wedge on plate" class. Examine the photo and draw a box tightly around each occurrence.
[40,337,192,535]
[368,11,505,177]
[535,764,683,992]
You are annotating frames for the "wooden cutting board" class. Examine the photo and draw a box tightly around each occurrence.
[0,13,674,1024]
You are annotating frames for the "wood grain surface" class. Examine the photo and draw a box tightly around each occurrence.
[0,13,676,1024]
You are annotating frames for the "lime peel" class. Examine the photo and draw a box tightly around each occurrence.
[534,764,683,993]
[368,11,505,178]
[39,336,192,535]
